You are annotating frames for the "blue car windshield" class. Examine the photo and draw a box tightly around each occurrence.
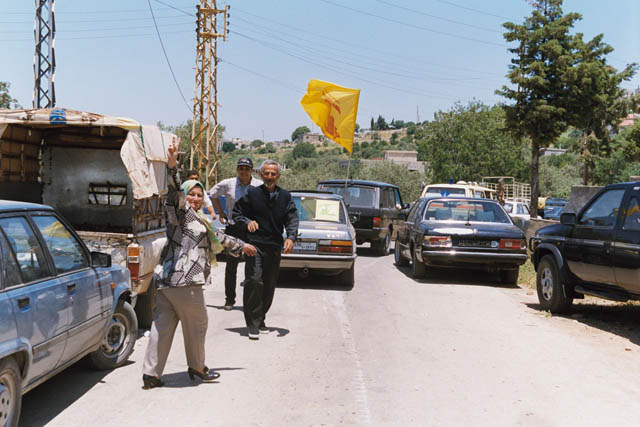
[424,200,511,224]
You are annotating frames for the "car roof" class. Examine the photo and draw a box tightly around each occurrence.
[0,200,54,213]
[424,183,495,191]
[318,179,398,189]
[290,191,344,200]
[419,196,500,204]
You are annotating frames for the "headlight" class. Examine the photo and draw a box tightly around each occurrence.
[424,235,452,248]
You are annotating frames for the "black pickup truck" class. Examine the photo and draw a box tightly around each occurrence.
[530,181,640,313]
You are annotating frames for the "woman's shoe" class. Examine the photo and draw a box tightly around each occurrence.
[188,366,220,381]
[142,374,164,390]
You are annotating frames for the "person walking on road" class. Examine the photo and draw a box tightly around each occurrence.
[232,160,298,340]
[141,138,257,389]
[208,158,263,311]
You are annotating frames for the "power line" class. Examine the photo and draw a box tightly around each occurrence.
[147,0,191,113]
[0,21,193,34]
[318,0,507,48]
[151,0,194,17]
[1,13,192,24]
[374,0,502,34]
[0,29,192,42]
[434,0,514,21]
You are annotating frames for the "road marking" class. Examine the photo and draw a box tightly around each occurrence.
[333,292,372,426]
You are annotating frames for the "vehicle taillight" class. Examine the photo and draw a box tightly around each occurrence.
[424,236,452,248]
[318,240,353,254]
[127,244,141,281]
[372,217,381,227]
[499,239,525,249]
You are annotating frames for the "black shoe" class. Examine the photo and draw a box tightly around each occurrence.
[223,302,233,311]
[188,366,220,381]
[248,327,260,340]
[259,323,270,334]
[142,374,164,390]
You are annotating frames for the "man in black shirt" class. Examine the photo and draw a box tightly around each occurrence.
[232,160,299,340]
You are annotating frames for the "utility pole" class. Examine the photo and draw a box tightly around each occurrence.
[34,0,56,108]
[191,0,229,188]
[416,105,420,124]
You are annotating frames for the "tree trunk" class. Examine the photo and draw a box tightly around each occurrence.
[530,139,540,219]
[582,130,589,185]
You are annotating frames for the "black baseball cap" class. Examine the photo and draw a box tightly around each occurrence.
[237,158,254,168]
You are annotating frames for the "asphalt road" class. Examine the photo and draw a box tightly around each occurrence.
[20,246,640,427]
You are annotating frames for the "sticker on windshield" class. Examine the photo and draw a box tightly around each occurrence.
[315,200,340,222]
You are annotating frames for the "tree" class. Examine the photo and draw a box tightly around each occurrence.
[0,81,20,109]
[265,142,276,153]
[497,0,584,217]
[370,117,375,130]
[291,126,310,143]
[292,142,317,159]
[354,123,361,133]
[416,101,529,183]
[222,141,235,153]
[376,115,389,130]
[251,139,263,148]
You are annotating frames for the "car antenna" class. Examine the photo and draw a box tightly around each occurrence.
[466,206,471,226]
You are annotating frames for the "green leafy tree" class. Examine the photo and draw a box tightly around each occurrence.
[416,101,529,183]
[291,126,311,143]
[497,0,582,217]
[292,142,317,159]
[370,117,375,130]
[222,141,235,153]
[376,115,389,130]
[265,142,276,153]
[0,81,20,109]
[354,123,361,133]
[251,139,263,148]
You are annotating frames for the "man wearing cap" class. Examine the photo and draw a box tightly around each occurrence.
[209,158,263,310]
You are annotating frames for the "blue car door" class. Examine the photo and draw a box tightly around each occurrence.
[0,216,68,384]
[31,214,111,364]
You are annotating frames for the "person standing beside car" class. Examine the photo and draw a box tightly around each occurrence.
[141,138,257,389]
[208,158,263,311]
[232,159,298,340]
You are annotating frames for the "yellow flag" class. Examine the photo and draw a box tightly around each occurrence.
[300,79,360,154]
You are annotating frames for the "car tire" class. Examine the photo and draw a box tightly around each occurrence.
[0,357,22,427]
[89,300,138,370]
[411,246,426,279]
[373,231,390,256]
[134,289,155,329]
[500,268,519,285]
[536,255,573,313]
[394,240,409,267]
[338,264,355,287]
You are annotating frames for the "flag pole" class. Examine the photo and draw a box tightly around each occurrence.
[344,153,351,197]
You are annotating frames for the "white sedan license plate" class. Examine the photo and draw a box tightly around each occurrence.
[294,242,317,252]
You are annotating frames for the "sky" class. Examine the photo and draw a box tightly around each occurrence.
[2,0,639,142]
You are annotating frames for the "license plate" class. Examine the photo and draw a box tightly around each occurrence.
[458,239,490,248]
[294,242,317,252]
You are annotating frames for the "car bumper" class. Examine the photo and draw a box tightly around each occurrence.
[280,254,357,270]
[355,228,386,242]
[421,250,528,268]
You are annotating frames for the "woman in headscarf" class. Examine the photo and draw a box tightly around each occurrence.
[141,137,256,389]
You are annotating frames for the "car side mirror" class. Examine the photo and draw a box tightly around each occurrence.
[91,251,112,268]
[403,203,410,209]
[395,203,402,211]
[560,212,576,225]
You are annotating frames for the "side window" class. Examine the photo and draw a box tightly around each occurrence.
[394,189,402,207]
[0,228,23,288]
[32,215,89,274]
[579,189,626,227]
[0,217,50,283]
[387,188,397,207]
[407,201,422,222]
[623,196,640,231]
[380,188,390,208]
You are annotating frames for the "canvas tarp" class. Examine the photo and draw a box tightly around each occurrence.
[0,108,140,130]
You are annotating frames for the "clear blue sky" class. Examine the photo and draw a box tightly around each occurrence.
[2,0,639,141]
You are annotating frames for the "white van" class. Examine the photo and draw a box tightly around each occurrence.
[420,181,496,199]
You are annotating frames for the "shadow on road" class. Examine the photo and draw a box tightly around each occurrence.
[19,360,132,426]
[395,264,520,289]
[355,245,389,258]
[525,301,640,345]
[225,326,290,338]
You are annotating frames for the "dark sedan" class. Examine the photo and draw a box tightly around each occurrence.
[394,197,528,283]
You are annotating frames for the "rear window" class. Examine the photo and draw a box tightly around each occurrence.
[423,200,511,224]
[319,185,376,208]
[293,196,345,223]
[424,187,466,196]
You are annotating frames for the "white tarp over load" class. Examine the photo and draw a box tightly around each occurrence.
[0,107,173,199]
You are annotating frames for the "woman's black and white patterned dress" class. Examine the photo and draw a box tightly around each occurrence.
[154,167,244,289]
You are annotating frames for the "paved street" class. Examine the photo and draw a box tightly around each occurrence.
[20,246,640,427]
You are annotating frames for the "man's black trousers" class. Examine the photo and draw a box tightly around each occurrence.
[243,244,281,330]
[224,223,244,305]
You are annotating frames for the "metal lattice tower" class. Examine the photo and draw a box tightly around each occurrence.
[33,0,56,108]
[191,0,229,188]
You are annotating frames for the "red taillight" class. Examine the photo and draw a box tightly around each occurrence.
[127,244,141,281]
[318,240,353,254]
[499,239,525,249]
[372,217,381,227]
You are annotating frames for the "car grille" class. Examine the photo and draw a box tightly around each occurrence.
[456,239,491,248]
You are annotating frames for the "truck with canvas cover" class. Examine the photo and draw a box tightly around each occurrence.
[0,107,174,327]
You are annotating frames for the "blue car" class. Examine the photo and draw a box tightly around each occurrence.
[0,201,137,425]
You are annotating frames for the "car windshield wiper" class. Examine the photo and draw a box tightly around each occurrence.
[465,208,471,226]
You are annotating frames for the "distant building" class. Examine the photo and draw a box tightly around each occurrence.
[620,113,640,129]
[298,133,325,145]
[359,150,425,172]
[540,147,568,157]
